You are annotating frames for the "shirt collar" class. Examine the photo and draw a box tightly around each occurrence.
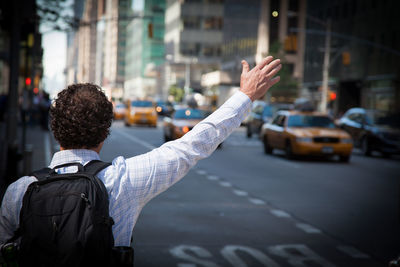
[49,149,100,169]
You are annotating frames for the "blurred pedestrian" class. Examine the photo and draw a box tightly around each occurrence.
[0,56,281,265]
[39,92,51,130]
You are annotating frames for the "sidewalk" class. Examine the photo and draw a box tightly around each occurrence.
[22,125,57,174]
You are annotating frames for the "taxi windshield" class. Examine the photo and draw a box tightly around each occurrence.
[287,115,335,128]
[174,109,205,119]
[131,101,153,107]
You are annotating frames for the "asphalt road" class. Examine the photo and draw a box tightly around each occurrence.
[100,120,400,267]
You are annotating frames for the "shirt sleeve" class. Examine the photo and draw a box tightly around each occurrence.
[0,176,36,246]
[124,91,252,206]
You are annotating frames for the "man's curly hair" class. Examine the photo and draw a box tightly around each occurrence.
[50,83,113,149]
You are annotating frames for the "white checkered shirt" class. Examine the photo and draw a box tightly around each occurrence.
[0,91,251,246]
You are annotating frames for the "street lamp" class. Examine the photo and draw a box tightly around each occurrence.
[184,57,198,97]
[288,11,331,113]
[319,19,331,114]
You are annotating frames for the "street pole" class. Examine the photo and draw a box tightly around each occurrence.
[320,19,331,113]
[184,61,190,97]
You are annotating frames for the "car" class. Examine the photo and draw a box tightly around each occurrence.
[260,110,353,162]
[113,102,126,120]
[125,100,157,127]
[246,101,274,138]
[336,108,400,157]
[163,107,208,141]
[155,101,174,116]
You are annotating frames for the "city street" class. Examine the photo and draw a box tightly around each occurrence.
[92,120,399,267]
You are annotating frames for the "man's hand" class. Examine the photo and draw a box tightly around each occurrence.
[240,56,281,101]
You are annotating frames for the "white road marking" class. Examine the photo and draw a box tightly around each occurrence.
[219,181,232,187]
[207,175,219,181]
[44,131,51,165]
[270,209,291,218]
[170,245,220,267]
[248,198,266,205]
[337,246,370,259]
[116,130,156,150]
[232,189,248,197]
[196,170,207,175]
[295,223,322,234]
[268,244,336,267]
[221,245,279,267]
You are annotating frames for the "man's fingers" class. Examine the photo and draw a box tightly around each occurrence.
[257,56,274,70]
[269,76,281,86]
[262,59,281,74]
[266,64,282,79]
[241,60,250,74]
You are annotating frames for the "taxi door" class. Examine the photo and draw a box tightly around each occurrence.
[267,115,286,149]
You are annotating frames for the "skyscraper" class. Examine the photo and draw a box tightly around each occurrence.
[124,0,166,100]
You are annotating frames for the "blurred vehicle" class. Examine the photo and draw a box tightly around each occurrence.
[125,100,157,127]
[246,102,274,138]
[337,108,400,157]
[113,102,127,120]
[163,108,207,141]
[155,101,174,116]
[260,110,353,162]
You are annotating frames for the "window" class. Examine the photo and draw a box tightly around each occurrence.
[183,16,201,29]
[287,115,335,128]
[173,109,206,119]
[180,43,201,56]
[277,115,286,127]
[348,113,364,124]
[203,17,223,30]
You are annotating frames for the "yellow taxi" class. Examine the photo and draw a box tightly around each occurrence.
[125,100,157,127]
[163,108,208,141]
[113,102,126,120]
[260,110,353,162]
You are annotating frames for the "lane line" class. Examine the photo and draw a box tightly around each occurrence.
[207,175,219,181]
[44,131,51,165]
[232,189,248,196]
[270,209,291,218]
[196,170,207,175]
[248,198,266,205]
[337,246,370,259]
[295,223,321,234]
[219,181,232,187]
[116,130,156,150]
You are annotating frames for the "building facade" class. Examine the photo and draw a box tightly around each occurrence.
[102,0,132,100]
[201,0,307,106]
[65,0,84,85]
[303,0,400,116]
[163,0,224,99]
[76,0,98,83]
[124,0,166,100]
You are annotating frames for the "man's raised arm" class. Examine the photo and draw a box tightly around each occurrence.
[125,56,282,205]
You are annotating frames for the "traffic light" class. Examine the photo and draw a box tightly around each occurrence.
[25,77,31,86]
[148,23,153,38]
[342,52,350,65]
[330,92,337,101]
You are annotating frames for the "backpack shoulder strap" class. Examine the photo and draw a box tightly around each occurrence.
[84,160,111,176]
[29,167,52,181]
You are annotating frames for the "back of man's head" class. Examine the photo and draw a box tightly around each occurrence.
[50,83,113,149]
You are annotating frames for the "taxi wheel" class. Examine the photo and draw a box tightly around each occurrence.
[361,137,371,156]
[164,133,170,142]
[263,136,273,154]
[285,140,294,159]
[339,155,351,162]
[124,121,130,127]
[246,125,252,138]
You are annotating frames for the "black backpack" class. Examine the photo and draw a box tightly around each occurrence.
[13,160,115,267]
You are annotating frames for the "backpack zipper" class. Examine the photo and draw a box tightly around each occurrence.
[80,193,92,209]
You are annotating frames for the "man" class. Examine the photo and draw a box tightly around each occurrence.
[0,56,281,247]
